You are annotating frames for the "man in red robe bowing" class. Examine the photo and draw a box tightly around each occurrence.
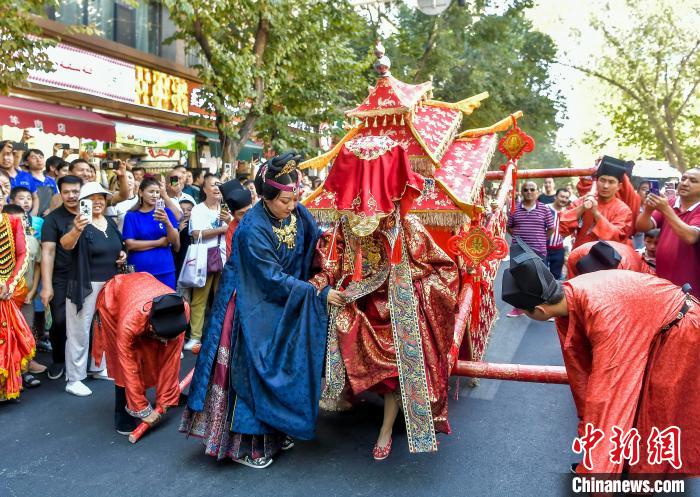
[92,272,190,435]
[566,240,654,278]
[502,238,700,477]
[559,158,633,248]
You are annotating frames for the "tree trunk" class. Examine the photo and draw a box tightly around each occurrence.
[216,15,269,166]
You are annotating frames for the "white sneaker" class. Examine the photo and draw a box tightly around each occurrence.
[66,380,92,397]
[183,339,200,351]
[89,369,113,381]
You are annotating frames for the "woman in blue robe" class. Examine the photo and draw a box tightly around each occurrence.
[180,152,345,469]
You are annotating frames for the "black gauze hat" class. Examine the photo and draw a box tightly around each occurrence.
[219,179,252,212]
[595,156,627,181]
[501,237,559,310]
[575,241,622,275]
[149,293,188,340]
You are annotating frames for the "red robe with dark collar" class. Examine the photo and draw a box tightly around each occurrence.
[566,240,655,278]
[92,273,189,416]
[557,271,700,476]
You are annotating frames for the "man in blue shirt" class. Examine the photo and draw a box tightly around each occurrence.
[3,148,36,192]
[26,149,58,216]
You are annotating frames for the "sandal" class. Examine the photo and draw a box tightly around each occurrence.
[372,436,392,461]
[22,373,41,388]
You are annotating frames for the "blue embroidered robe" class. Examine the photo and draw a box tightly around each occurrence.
[187,202,329,440]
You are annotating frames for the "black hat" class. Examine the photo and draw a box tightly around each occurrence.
[575,241,622,275]
[501,237,560,310]
[149,293,188,340]
[595,156,627,181]
[219,179,252,212]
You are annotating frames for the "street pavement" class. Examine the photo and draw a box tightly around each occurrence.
[2,270,698,497]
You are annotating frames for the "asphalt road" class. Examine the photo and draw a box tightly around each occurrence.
[2,272,697,497]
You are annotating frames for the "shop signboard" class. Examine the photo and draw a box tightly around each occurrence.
[27,43,136,103]
[115,121,195,151]
[29,41,197,116]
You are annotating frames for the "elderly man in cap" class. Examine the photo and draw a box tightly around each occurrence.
[502,238,700,477]
[218,179,253,259]
[559,157,633,248]
[566,240,654,278]
[92,272,190,435]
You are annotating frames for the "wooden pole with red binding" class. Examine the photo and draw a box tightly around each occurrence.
[128,367,195,444]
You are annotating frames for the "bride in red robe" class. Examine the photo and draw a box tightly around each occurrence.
[0,211,34,401]
[307,136,459,459]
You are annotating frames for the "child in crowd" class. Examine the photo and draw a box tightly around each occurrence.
[10,186,43,239]
[638,228,659,271]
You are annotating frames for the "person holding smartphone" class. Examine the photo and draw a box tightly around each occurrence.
[165,167,195,216]
[60,182,126,397]
[122,178,180,290]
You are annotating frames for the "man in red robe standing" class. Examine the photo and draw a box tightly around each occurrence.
[502,238,699,477]
[559,158,633,248]
[92,272,190,435]
[566,240,654,278]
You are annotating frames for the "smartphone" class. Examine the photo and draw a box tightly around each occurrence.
[155,198,165,212]
[664,183,677,203]
[79,199,93,223]
[169,176,180,186]
[223,163,232,176]
[56,143,71,150]
[100,160,118,169]
[648,180,660,196]
[11,142,28,152]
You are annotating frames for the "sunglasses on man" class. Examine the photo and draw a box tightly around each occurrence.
[522,187,537,192]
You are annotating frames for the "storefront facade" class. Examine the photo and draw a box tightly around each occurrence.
[2,15,260,174]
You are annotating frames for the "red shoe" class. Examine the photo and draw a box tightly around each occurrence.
[373,437,392,461]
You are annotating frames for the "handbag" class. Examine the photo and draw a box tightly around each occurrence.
[206,235,223,274]
[178,233,208,288]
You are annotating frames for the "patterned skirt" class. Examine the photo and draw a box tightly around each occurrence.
[179,302,284,460]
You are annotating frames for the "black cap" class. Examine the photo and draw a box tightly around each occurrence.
[595,156,627,181]
[219,179,252,212]
[575,241,622,275]
[501,237,560,311]
[149,293,188,340]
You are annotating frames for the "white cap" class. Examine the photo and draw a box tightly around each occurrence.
[79,182,112,200]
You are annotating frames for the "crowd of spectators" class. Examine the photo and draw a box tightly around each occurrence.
[506,160,700,316]
[0,132,329,397]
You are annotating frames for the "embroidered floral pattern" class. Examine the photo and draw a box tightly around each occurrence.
[345,135,398,161]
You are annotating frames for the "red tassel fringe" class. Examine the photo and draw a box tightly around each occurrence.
[326,226,338,263]
[352,246,363,281]
[391,236,402,265]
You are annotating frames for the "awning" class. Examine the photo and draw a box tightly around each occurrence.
[114,120,195,152]
[197,130,263,161]
[0,95,116,142]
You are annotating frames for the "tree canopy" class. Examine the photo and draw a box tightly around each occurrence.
[571,0,700,172]
[164,0,375,161]
[0,0,56,95]
[378,0,566,168]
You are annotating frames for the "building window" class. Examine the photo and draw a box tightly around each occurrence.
[46,0,171,60]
